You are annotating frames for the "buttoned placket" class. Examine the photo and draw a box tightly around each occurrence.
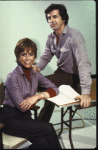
[30,71,38,96]
[22,74,31,98]
[54,34,64,58]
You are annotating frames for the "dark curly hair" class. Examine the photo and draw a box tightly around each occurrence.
[45,4,69,25]
[14,38,37,62]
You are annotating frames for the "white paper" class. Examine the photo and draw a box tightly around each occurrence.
[47,85,80,106]
[59,85,80,99]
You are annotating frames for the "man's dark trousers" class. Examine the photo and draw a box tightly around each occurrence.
[38,68,81,122]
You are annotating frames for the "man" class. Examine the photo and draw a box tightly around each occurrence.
[34,4,92,122]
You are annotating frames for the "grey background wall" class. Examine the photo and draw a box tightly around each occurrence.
[0,0,96,82]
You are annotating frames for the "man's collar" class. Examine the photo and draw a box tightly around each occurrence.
[52,25,69,37]
[62,25,69,34]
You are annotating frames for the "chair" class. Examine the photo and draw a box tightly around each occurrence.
[0,81,40,149]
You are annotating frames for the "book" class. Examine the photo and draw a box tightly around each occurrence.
[47,85,80,108]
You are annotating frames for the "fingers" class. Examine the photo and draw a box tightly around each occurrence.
[32,65,36,73]
[20,100,31,110]
[80,100,85,108]
[74,96,81,101]
[37,67,41,72]
[20,102,28,110]
[75,95,91,108]
[20,98,37,110]
[80,98,91,108]
[23,104,30,110]
[74,96,79,100]
[32,65,41,72]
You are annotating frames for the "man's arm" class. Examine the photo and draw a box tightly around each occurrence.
[35,36,54,71]
[73,32,92,108]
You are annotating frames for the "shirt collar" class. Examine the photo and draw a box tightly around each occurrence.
[62,25,69,34]
[52,25,69,37]
[18,64,34,76]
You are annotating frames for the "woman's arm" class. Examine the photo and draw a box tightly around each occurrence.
[6,74,50,111]
[20,91,50,110]
[20,71,59,111]
[5,74,27,112]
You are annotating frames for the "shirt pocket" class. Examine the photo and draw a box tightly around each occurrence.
[60,47,69,53]
[60,36,71,53]
[59,46,70,61]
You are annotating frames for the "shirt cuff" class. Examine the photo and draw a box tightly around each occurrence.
[81,87,91,95]
[45,88,57,98]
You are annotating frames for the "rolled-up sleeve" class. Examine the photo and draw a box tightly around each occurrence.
[45,88,57,98]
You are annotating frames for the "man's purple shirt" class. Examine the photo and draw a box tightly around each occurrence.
[36,25,92,95]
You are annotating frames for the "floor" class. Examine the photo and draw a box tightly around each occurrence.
[18,100,96,149]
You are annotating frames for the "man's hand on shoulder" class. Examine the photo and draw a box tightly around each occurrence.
[32,65,41,72]
[75,94,91,108]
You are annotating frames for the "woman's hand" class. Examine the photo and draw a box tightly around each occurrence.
[20,92,50,111]
[20,95,39,110]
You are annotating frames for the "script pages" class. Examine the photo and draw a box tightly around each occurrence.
[47,85,80,107]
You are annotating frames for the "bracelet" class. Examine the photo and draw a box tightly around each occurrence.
[42,92,47,100]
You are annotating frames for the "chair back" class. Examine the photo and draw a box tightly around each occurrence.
[0,81,5,106]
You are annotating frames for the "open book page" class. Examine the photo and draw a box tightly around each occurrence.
[59,85,80,99]
[47,85,80,107]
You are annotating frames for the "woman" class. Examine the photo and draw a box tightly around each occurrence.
[1,38,62,149]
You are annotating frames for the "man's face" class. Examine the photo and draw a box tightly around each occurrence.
[47,9,65,32]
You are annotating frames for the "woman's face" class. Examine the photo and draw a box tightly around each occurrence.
[19,49,35,68]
